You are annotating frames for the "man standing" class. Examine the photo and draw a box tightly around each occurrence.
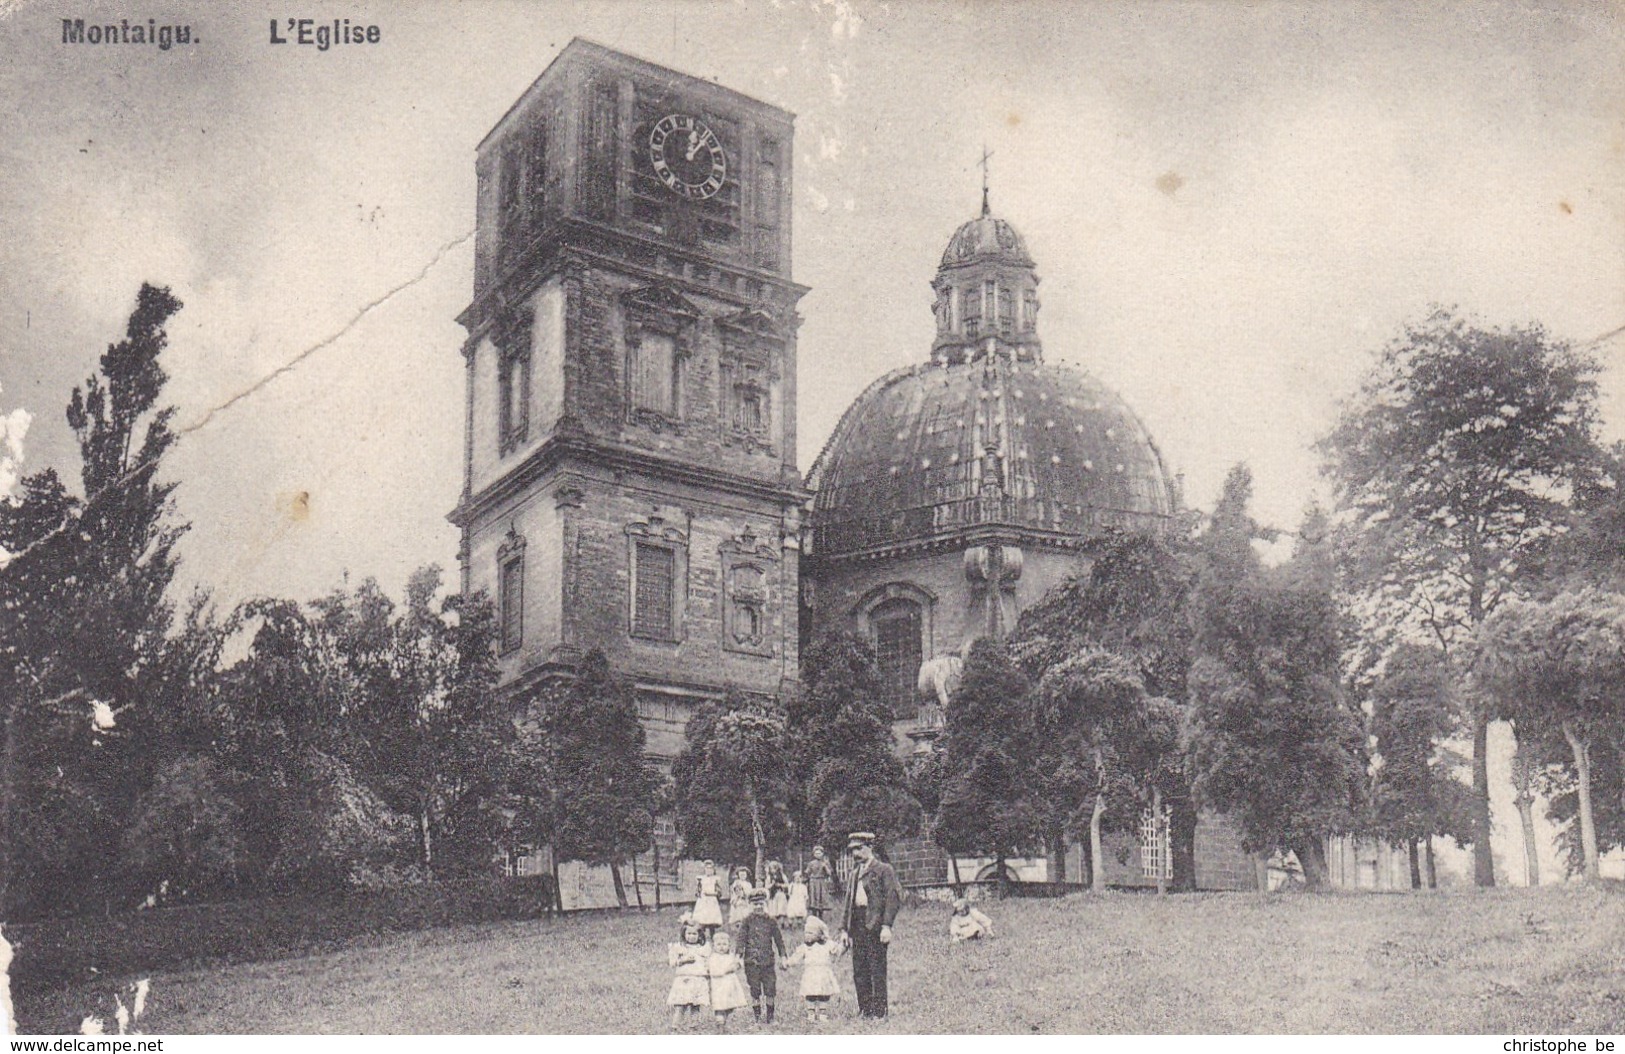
[832,831,903,1019]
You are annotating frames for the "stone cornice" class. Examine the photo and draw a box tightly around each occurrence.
[803,522,1133,569]
[450,432,810,527]
[458,217,809,335]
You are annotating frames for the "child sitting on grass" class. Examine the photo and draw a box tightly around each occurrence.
[666,923,711,1030]
[785,915,842,1023]
[948,897,995,942]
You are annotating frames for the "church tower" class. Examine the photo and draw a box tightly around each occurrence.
[451,40,806,761]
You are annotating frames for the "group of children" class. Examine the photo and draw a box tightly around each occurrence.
[666,855,996,1029]
[666,857,839,1029]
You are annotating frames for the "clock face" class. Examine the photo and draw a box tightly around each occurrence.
[649,114,727,200]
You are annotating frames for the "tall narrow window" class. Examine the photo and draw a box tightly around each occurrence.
[962,284,981,339]
[733,363,766,433]
[632,332,677,417]
[632,543,676,639]
[756,139,780,269]
[1022,289,1038,333]
[496,309,531,453]
[498,143,523,253]
[524,121,548,230]
[997,287,1013,333]
[499,551,524,653]
[871,598,923,719]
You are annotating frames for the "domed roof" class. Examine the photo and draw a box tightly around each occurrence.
[808,356,1178,558]
[939,211,1035,270]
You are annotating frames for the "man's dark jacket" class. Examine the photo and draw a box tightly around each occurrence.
[833,858,903,935]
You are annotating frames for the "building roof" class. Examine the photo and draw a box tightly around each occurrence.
[807,355,1178,559]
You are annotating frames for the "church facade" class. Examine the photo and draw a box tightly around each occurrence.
[454,40,1255,893]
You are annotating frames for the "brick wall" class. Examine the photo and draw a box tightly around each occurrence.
[886,837,949,888]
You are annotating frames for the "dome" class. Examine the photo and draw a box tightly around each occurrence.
[939,213,1035,271]
[808,355,1178,558]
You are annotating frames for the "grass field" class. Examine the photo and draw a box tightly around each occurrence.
[15,885,1625,1034]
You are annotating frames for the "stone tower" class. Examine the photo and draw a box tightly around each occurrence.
[451,40,806,761]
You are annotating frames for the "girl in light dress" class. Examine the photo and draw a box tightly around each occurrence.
[785,916,843,1023]
[786,869,809,927]
[726,866,753,928]
[949,897,996,942]
[692,860,724,938]
[666,923,711,1029]
[765,860,790,925]
[704,930,751,1030]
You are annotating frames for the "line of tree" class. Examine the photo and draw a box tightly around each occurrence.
[0,287,664,919]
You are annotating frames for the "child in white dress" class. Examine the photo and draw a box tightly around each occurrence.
[949,897,995,942]
[666,923,711,1029]
[726,866,752,929]
[692,860,724,938]
[785,915,843,1023]
[786,870,809,927]
[765,860,790,925]
[704,931,751,1030]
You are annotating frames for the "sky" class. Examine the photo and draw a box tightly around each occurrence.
[3,0,1623,603]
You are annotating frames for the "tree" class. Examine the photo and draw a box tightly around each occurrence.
[0,284,188,916]
[526,650,658,906]
[672,691,791,879]
[1184,467,1368,888]
[933,639,1042,888]
[122,754,244,895]
[1320,308,1604,886]
[1365,644,1473,888]
[350,567,511,878]
[1475,589,1625,880]
[1011,531,1199,887]
[789,631,920,855]
[1033,647,1163,891]
[212,597,401,891]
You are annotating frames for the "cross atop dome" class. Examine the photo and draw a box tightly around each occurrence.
[979,145,994,217]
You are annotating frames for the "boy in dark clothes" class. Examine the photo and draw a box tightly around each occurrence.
[734,887,786,1023]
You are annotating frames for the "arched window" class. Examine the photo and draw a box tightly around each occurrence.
[870,597,923,719]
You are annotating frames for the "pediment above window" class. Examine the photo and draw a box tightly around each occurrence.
[716,306,784,341]
[622,283,701,322]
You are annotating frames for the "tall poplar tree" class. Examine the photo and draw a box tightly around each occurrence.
[0,284,187,916]
[1320,308,1603,886]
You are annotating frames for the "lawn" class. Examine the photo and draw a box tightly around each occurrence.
[15,885,1625,1034]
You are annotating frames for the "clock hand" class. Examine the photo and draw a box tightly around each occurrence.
[685,130,702,161]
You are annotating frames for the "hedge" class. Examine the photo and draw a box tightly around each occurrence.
[9,876,557,995]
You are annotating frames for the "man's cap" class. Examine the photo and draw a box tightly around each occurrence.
[748,887,768,903]
[847,831,876,849]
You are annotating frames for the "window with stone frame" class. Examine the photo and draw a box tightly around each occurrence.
[498,140,522,246]
[733,363,767,433]
[498,534,525,654]
[631,541,677,640]
[870,597,924,719]
[962,283,982,338]
[623,286,698,428]
[726,562,766,648]
[997,286,1013,334]
[1022,288,1038,333]
[631,331,678,417]
[755,138,780,270]
[495,310,531,453]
